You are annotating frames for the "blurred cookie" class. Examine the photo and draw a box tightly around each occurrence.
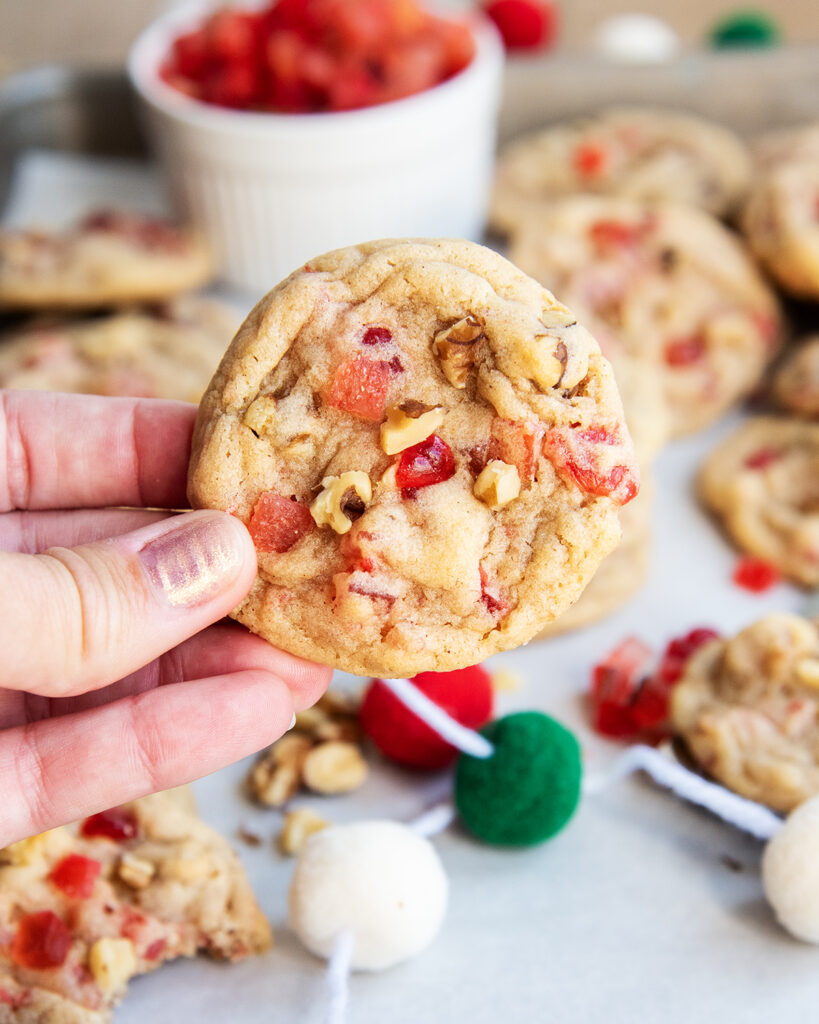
[774,335,819,418]
[0,297,238,402]
[492,106,751,233]
[188,238,640,678]
[0,210,212,310]
[672,613,819,812]
[509,195,783,437]
[699,416,819,586]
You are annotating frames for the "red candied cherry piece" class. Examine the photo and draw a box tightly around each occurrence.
[733,556,782,593]
[248,493,313,554]
[204,9,262,64]
[590,636,653,738]
[49,855,102,900]
[395,434,455,489]
[0,989,30,1010]
[144,939,167,961]
[631,627,720,730]
[656,627,720,685]
[488,418,544,485]
[482,0,557,51]
[664,335,706,367]
[744,448,780,470]
[326,355,390,421]
[170,30,209,79]
[543,425,639,506]
[588,219,645,250]
[11,911,72,970]
[573,141,609,179]
[479,565,511,618]
[204,62,263,109]
[360,665,494,770]
[80,807,138,842]
[361,326,393,346]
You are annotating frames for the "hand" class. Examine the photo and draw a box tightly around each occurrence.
[0,390,331,845]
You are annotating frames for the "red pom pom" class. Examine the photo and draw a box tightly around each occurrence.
[360,666,494,770]
[482,0,557,51]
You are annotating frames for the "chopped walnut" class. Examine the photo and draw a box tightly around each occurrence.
[473,460,521,509]
[380,403,445,455]
[796,658,819,689]
[433,316,484,388]
[310,471,372,535]
[278,808,329,856]
[302,741,369,794]
[117,852,156,890]
[247,734,312,807]
[88,938,137,995]
[243,396,277,436]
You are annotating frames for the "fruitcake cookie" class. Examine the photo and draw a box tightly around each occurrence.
[741,157,819,301]
[774,336,819,418]
[509,196,783,437]
[491,106,752,234]
[0,298,239,402]
[698,416,819,587]
[0,211,212,310]
[0,789,271,1023]
[672,613,819,812]
[188,238,640,678]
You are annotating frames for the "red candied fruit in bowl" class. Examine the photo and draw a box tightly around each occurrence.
[160,0,476,114]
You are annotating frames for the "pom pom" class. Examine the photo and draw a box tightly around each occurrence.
[360,667,494,770]
[288,821,448,970]
[454,712,581,846]
[762,797,819,942]
[591,14,680,63]
[482,0,558,52]
[709,11,780,49]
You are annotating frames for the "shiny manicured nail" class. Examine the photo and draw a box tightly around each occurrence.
[138,512,246,608]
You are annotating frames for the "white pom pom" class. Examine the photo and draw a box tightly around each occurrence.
[762,796,819,942]
[288,820,448,971]
[591,14,681,64]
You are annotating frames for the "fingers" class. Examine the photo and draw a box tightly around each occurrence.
[0,508,171,554]
[0,669,299,845]
[0,391,196,512]
[1,510,259,697]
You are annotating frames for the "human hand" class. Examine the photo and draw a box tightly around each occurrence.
[0,390,331,845]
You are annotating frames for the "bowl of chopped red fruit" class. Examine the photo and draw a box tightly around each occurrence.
[129,0,503,292]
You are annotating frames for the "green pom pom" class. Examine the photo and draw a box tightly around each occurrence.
[709,10,780,49]
[454,712,581,847]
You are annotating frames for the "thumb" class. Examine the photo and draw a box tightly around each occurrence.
[1,510,258,697]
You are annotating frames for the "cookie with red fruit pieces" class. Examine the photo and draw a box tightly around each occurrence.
[360,665,494,769]
[188,238,639,677]
[0,211,212,311]
[509,196,783,437]
[699,416,819,587]
[0,789,270,1023]
[671,613,819,812]
[491,107,751,232]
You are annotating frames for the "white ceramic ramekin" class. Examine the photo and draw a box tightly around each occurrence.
[128,4,504,293]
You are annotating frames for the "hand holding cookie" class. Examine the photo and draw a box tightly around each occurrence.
[0,391,330,845]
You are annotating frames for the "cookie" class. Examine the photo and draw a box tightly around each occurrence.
[0,789,271,1023]
[751,122,819,171]
[741,158,819,301]
[188,238,640,678]
[508,196,783,437]
[672,613,819,812]
[0,211,212,311]
[491,106,752,234]
[0,298,239,403]
[774,336,819,419]
[699,416,819,587]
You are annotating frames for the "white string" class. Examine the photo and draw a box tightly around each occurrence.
[324,930,354,1024]
[379,677,495,759]
[409,802,457,838]
[583,744,783,841]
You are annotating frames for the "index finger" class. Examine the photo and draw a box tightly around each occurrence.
[0,391,197,511]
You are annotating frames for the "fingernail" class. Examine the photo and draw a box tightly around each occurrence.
[287,712,297,731]
[138,512,247,608]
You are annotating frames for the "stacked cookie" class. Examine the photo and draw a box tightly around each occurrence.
[0,211,239,402]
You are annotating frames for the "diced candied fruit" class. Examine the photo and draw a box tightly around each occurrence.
[144,939,167,961]
[744,448,780,470]
[655,627,720,685]
[573,141,608,179]
[395,434,455,489]
[11,911,72,970]
[482,0,557,50]
[248,493,313,553]
[362,326,393,346]
[733,556,782,593]
[479,565,511,617]
[0,989,30,1010]
[488,418,544,485]
[588,219,645,250]
[205,9,262,64]
[664,335,706,367]
[326,355,390,421]
[50,854,102,900]
[171,30,209,79]
[81,808,138,842]
[543,425,639,506]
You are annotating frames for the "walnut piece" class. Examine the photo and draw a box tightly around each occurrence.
[473,460,521,509]
[243,396,277,436]
[433,316,484,388]
[248,734,312,807]
[796,658,819,689]
[117,852,156,889]
[380,404,445,455]
[302,741,369,795]
[278,808,329,856]
[88,938,137,995]
[310,471,372,535]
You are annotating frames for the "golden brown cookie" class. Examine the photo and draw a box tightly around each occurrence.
[509,196,783,437]
[774,336,819,419]
[188,238,640,677]
[672,613,819,812]
[699,416,819,587]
